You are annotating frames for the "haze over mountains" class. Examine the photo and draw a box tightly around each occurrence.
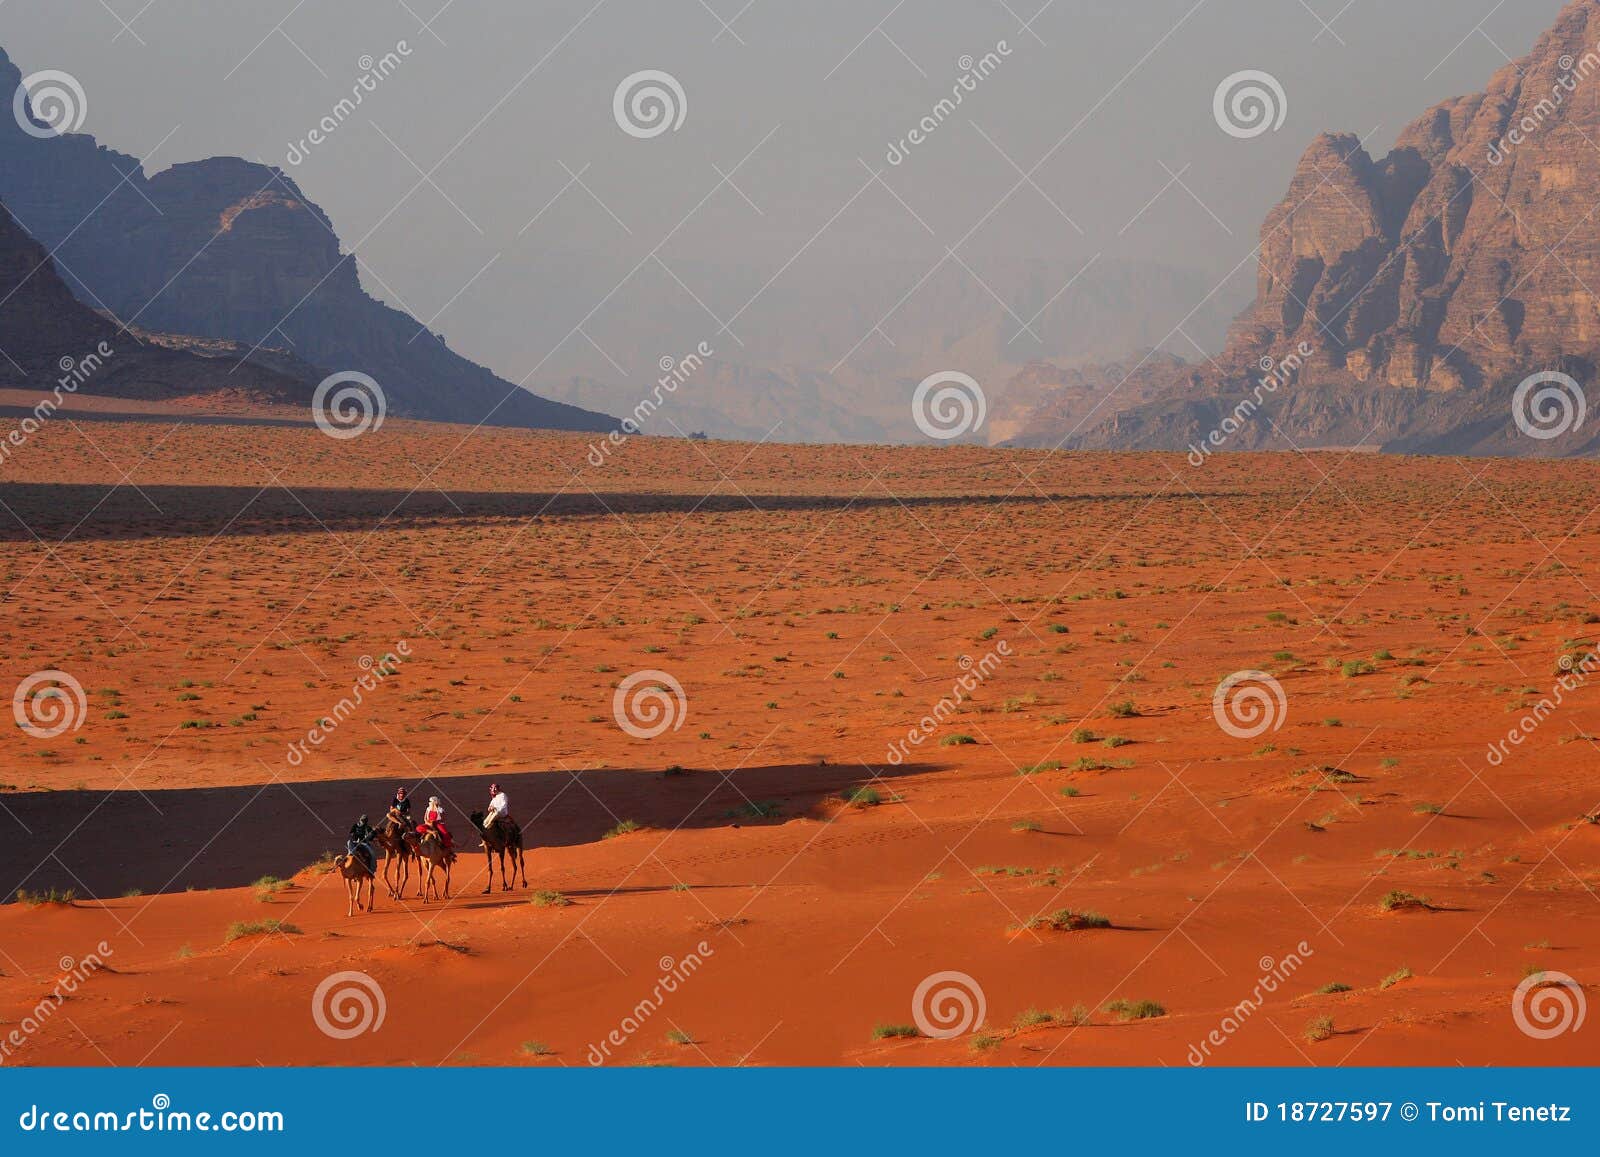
[1010,0,1600,456]
[5,1,1600,454]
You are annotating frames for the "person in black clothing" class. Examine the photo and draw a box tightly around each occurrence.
[347,814,377,873]
[388,786,412,825]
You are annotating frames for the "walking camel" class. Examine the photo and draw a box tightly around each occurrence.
[373,811,419,900]
[417,832,452,902]
[335,849,377,917]
[471,811,527,893]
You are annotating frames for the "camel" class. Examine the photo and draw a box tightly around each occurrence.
[417,832,452,903]
[336,848,377,916]
[471,810,527,893]
[373,811,419,900]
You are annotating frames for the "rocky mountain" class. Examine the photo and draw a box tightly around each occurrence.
[0,196,315,405]
[1010,0,1600,457]
[0,48,612,432]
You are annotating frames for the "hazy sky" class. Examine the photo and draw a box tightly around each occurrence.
[0,0,1574,392]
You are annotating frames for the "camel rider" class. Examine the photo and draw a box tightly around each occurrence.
[347,815,377,873]
[418,795,454,859]
[484,783,512,835]
[388,785,413,828]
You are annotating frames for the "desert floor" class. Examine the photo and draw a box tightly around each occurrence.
[0,407,1596,1066]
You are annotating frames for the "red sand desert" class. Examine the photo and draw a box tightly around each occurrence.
[0,410,1596,1066]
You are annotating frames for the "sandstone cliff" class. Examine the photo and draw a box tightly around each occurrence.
[1010,0,1600,457]
[0,197,315,405]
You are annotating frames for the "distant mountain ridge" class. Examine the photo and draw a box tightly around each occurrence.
[0,47,613,432]
[1008,0,1600,456]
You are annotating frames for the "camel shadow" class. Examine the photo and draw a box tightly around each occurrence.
[0,760,947,899]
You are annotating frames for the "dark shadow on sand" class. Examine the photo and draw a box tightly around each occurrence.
[0,482,1248,543]
[1,761,948,900]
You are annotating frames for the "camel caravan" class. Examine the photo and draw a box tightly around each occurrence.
[333,783,528,916]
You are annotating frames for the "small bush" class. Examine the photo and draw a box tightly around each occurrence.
[1380,890,1432,912]
[1314,982,1352,995]
[531,890,572,908]
[1304,1016,1335,1043]
[1107,701,1139,719]
[1034,909,1110,932]
[225,919,299,942]
[871,1023,921,1041]
[14,887,75,907]
[602,820,641,839]
[1104,998,1165,1021]
[1379,966,1413,990]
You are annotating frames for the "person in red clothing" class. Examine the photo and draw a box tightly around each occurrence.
[417,795,453,859]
